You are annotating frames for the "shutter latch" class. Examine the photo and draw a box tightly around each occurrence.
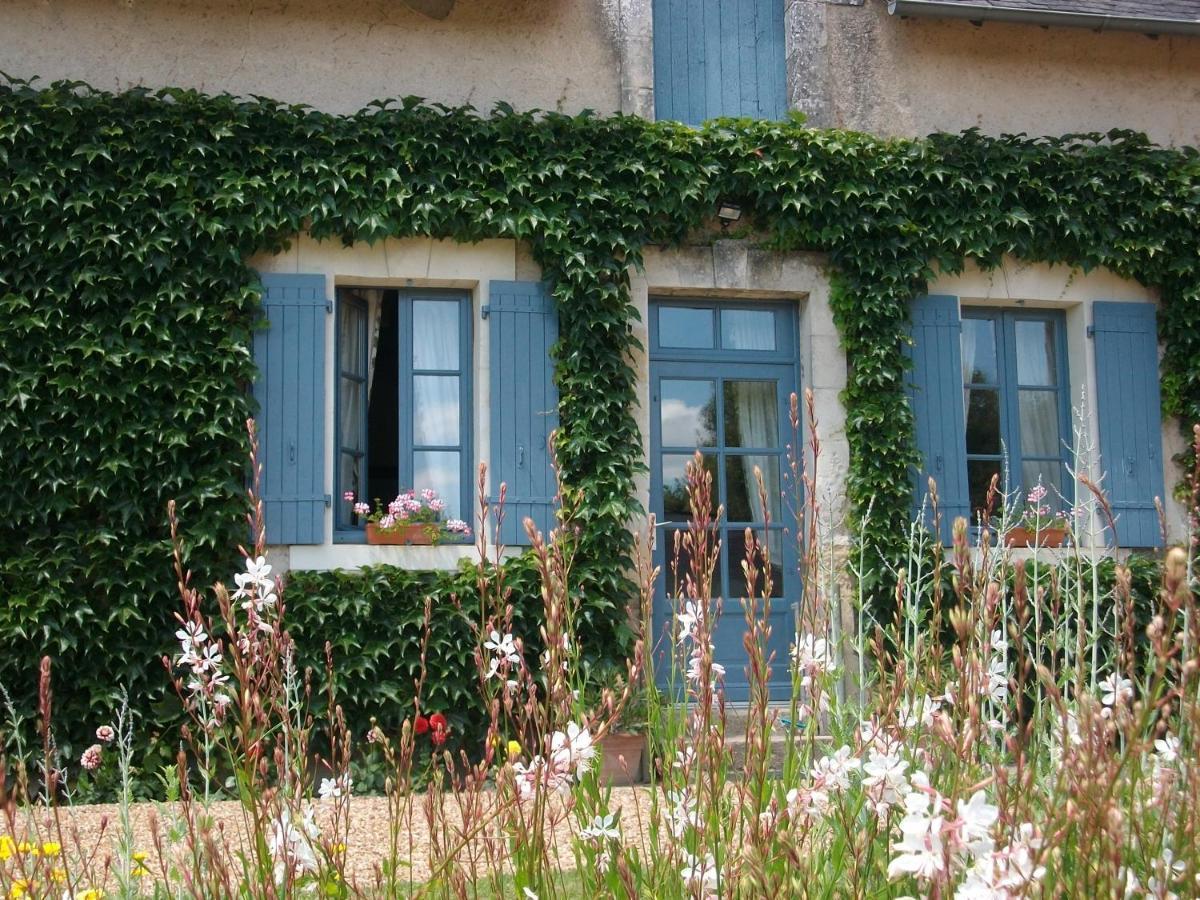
[324,493,332,508]
[481,304,491,319]
[1086,325,1095,338]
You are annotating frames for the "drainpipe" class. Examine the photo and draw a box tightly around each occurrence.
[887,0,1200,37]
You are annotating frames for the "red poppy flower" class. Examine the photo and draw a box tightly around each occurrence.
[429,713,447,732]
[414,715,429,735]
[431,729,447,747]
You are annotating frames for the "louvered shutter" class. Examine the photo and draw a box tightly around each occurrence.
[488,281,559,546]
[1093,302,1166,548]
[906,294,970,542]
[252,273,328,545]
[652,0,786,124]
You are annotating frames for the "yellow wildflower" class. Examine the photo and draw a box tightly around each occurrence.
[51,867,67,883]
[78,892,103,900]
[8,879,29,898]
[0,836,14,860]
[507,739,521,760]
[41,841,61,857]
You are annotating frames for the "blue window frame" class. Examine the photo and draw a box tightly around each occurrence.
[961,308,1071,520]
[334,287,473,541]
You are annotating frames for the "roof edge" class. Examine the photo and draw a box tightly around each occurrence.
[887,0,1200,36]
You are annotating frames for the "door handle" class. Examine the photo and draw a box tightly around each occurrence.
[289,440,296,465]
[517,445,525,470]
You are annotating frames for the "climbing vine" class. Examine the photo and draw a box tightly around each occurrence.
[3,79,1200,775]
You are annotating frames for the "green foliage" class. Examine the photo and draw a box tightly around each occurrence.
[2,78,1199,786]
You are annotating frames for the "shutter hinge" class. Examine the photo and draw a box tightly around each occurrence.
[480,304,491,320]
[325,300,333,314]
[324,493,332,508]
[1086,325,1095,338]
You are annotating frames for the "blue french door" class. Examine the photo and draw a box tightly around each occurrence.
[649,300,800,701]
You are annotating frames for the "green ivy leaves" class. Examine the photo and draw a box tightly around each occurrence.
[2,78,1199,788]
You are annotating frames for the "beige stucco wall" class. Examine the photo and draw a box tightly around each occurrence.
[0,0,623,115]
[808,1,1200,145]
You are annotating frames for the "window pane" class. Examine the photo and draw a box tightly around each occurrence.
[339,452,363,525]
[726,529,784,599]
[724,456,782,523]
[968,460,1003,522]
[660,379,717,447]
[413,450,461,520]
[965,387,1001,455]
[339,378,364,452]
[1021,461,1062,503]
[721,309,776,351]
[659,307,714,349]
[1015,320,1056,386]
[662,453,717,520]
[413,375,460,445]
[961,318,998,385]
[338,301,367,377]
[723,381,779,448]
[662,528,721,597]
[412,300,460,370]
[1019,390,1060,458]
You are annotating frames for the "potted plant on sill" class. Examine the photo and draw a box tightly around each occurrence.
[344,489,472,546]
[1001,483,1070,549]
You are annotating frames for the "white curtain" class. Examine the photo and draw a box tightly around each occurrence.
[730,381,780,522]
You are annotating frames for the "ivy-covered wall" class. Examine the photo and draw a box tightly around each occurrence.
[3,78,1200,777]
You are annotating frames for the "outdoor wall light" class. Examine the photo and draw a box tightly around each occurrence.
[716,200,743,228]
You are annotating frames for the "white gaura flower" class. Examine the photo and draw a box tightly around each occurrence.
[579,813,621,841]
[985,657,1009,704]
[810,745,860,791]
[549,722,596,779]
[175,620,208,650]
[318,773,352,800]
[665,789,698,838]
[956,790,999,854]
[1154,734,1180,764]
[267,806,320,881]
[680,851,719,892]
[897,695,940,731]
[484,630,521,665]
[862,749,911,815]
[685,647,725,686]
[887,791,946,881]
[791,633,836,679]
[1099,672,1134,708]
[675,600,701,643]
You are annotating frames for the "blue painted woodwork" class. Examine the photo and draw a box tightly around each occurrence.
[652,0,787,125]
[648,299,799,702]
[906,295,971,541]
[488,281,559,547]
[1093,302,1166,548]
[253,273,328,545]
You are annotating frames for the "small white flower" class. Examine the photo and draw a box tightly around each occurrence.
[579,813,621,841]
[318,773,352,800]
[680,851,719,891]
[1154,734,1180,764]
[1099,672,1133,708]
[175,620,208,650]
[897,694,940,730]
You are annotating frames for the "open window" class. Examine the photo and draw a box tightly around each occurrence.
[334,287,472,539]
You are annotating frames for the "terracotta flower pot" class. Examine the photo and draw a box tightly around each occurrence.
[598,732,645,785]
[1004,526,1067,548]
[366,522,438,546]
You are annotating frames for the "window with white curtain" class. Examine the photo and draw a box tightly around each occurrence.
[961,309,1070,520]
[335,287,472,537]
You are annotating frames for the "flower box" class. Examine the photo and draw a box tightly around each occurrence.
[1004,526,1067,548]
[366,523,438,546]
[598,732,645,785]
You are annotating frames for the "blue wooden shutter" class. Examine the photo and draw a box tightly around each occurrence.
[906,294,970,541]
[252,273,328,545]
[1093,302,1165,548]
[652,0,786,125]
[488,281,559,546]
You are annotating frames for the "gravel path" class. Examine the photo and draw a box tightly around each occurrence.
[3,787,656,891]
